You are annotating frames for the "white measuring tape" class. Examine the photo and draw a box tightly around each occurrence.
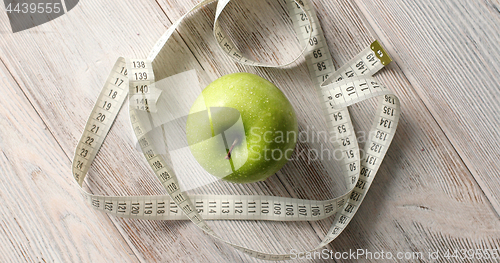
[72,0,400,260]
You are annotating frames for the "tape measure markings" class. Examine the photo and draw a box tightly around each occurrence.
[72,0,400,260]
[73,58,128,185]
[286,0,400,250]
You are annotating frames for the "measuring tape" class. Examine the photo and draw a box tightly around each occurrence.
[72,0,400,260]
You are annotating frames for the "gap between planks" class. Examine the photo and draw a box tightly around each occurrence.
[150,0,334,248]
[351,0,500,217]
[0,32,145,263]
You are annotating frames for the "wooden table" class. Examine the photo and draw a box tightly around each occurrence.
[1,0,499,262]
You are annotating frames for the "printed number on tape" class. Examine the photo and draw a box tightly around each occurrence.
[72,0,400,260]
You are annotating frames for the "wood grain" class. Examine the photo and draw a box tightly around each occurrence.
[0,0,499,262]
[157,0,500,259]
[0,0,330,262]
[0,59,136,262]
[353,0,500,215]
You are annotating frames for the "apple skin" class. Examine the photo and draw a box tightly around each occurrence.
[186,73,298,183]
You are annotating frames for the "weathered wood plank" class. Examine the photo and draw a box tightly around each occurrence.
[0,0,499,261]
[0,0,328,262]
[313,0,500,259]
[0,1,259,262]
[353,0,500,214]
[0,60,137,262]
[154,0,500,260]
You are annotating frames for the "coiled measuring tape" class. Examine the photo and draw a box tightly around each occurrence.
[72,0,400,260]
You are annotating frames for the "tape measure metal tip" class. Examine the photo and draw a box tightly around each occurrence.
[371,40,392,66]
[74,0,401,259]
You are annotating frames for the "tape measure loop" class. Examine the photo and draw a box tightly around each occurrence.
[73,0,400,259]
[213,0,313,68]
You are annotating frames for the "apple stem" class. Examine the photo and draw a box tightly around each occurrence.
[225,138,238,160]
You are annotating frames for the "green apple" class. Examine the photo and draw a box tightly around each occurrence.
[185,72,298,183]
